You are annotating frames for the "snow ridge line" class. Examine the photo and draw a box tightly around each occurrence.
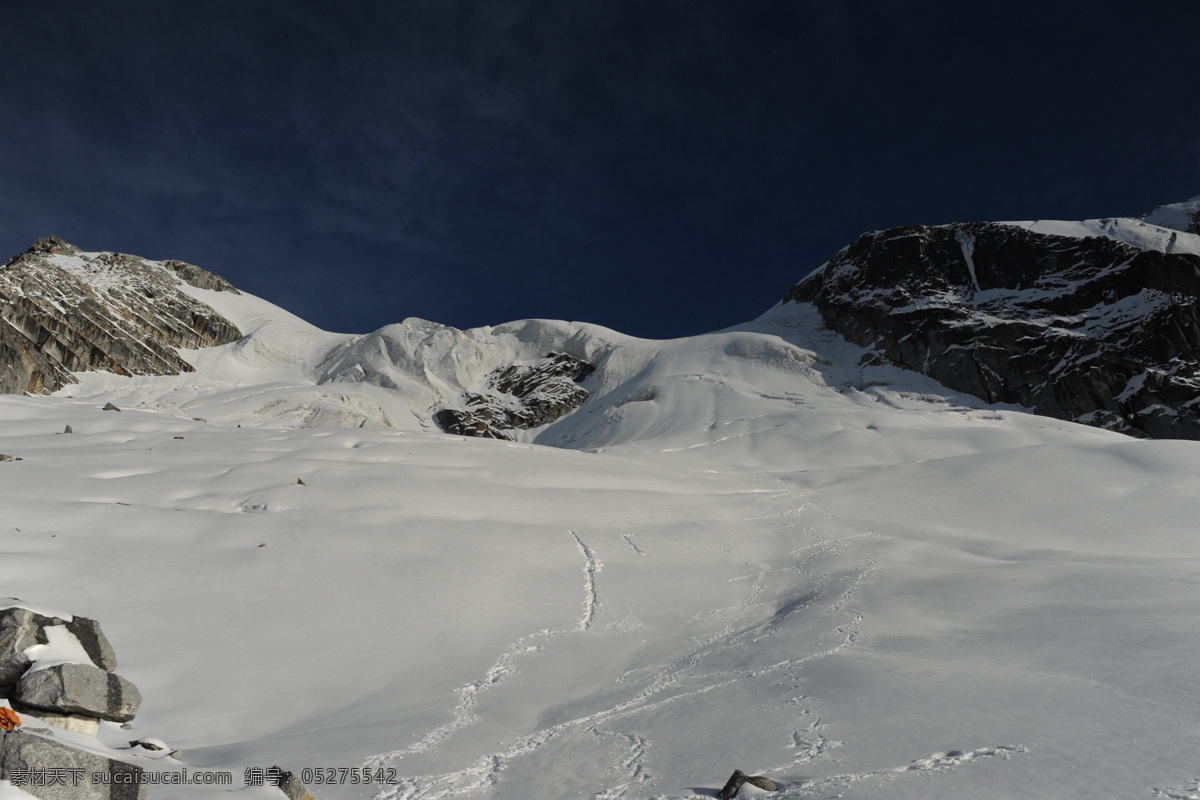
[571,529,601,631]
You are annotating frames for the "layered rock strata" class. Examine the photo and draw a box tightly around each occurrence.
[0,237,242,394]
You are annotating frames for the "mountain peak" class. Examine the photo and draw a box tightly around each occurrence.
[7,235,80,264]
[0,242,242,394]
[1143,195,1200,235]
[788,218,1200,438]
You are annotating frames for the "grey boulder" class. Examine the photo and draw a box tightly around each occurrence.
[14,663,141,722]
[0,608,42,685]
[60,617,118,672]
[0,728,146,800]
[0,607,118,685]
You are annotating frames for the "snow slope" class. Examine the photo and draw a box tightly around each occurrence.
[1143,195,1200,234]
[1002,216,1200,255]
[2,258,1199,800]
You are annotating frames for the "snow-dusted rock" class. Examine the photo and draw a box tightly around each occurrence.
[55,619,116,674]
[0,610,43,686]
[0,608,117,686]
[0,236,242,395]
[13,664,141,723]
[787,220,1200,439]
[719,769,777,799]
[434,352,595,439]
[126,738,180,761]
[0,728,146,800]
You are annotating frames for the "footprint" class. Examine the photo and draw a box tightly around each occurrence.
[1153,778,1200,799]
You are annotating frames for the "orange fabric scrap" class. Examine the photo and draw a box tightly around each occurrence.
[0,707,21,731]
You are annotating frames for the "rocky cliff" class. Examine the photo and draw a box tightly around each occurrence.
[0,237,242,394]
[434,352,596,439]
[786,221,1200,439]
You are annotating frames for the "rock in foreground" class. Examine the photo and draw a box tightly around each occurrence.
[0,728,146,800]
[14,664,141,723]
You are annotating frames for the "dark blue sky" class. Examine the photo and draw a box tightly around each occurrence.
[3,2,1198,338]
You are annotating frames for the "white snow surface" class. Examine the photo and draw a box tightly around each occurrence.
[1001,216,1200,255]
[2,275,1198,799]
[1143,195,1200,233]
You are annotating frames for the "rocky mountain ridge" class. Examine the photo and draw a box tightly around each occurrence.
[785,219,1200,439]
[6,205,1200,442]
[0,236,242,395]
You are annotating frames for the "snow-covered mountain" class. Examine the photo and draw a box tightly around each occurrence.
[1,205,1199,800]
[1144,194,1200,235]
[0,237,242,395]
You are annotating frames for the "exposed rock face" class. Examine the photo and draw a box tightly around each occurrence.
[23,709,100,736]
[58,617,118,673]
[0,236,242,394]
[1,604,139,735]
[0,609,44,685]
[272,767,318,800]
[0,608,117,686]
[719,769,778,799]
[786,222,1200,439]
[0,728,147,800]
[434,352,596,439]
[14,664,141,723]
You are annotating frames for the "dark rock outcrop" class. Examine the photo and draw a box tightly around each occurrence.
[0,609,44,686]
[62,617,118,673]
[271,766,318,800]
[0,237,242,394]
[719,769,778,799]
[786,222,1200,439]
[434,352,596,439]
[0,728,147,800]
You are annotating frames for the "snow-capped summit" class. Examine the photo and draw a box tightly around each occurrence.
[1143,194,1200,234]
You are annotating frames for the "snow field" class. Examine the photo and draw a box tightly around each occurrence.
[0,260,1197,798]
